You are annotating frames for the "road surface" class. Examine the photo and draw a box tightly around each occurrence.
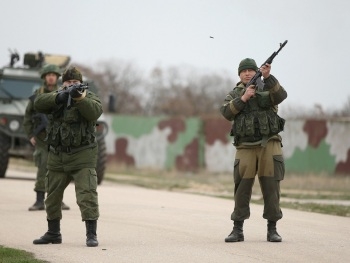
[0,169,349,263]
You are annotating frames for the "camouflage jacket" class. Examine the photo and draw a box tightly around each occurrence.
[33,88,103,171]
[220,75,287,147]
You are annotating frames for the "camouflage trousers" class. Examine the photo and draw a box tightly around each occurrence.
[33,144,48,193]
[45,168,99,221]
[231,140,285,222]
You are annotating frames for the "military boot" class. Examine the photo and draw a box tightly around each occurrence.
[61,202,70,210]
[225,221,244,242]
[85,220,99,247]
[33,219,62,244]
[267,220,282,242]
[28,191,45,211]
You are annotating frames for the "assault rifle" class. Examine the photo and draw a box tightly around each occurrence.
[57,83,89,109]
[247,40,288,91]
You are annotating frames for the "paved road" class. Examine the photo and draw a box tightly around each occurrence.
[1,169,349,263]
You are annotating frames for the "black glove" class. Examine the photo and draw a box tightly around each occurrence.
[69,84,83,99]
[55,91,69,104]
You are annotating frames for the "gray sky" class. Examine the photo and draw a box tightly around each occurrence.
[1,0,349,111]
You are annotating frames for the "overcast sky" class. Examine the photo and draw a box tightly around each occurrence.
[1,0,349,111]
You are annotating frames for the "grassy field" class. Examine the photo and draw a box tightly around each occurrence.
[0,246,48,263]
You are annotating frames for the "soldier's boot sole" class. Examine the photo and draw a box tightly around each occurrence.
[33,233,62,245]
[61,202,70,210]
[267,232,282,242]
[86,235,99,247]
[28,200,45,211]
[225,233,244,242]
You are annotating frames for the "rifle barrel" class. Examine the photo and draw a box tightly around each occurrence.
[246,40,288,89]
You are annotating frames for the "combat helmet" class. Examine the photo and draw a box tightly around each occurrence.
[40,64,62,79]
[62,66,83,82]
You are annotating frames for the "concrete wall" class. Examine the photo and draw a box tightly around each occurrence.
[104,114,350,175]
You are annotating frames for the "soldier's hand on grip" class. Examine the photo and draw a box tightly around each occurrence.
[69,85,83,99]
[241,85,256,102]
[55,91,69,105]
[260,63,271,79]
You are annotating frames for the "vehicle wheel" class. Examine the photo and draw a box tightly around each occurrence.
[96,136,107,185]
[0,133,11,178]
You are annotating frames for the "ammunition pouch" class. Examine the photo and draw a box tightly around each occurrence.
[45,108,97,149]
[231,109,285,146]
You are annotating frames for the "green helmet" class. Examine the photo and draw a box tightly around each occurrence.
[40,64,62,79]
[62,66,83,83]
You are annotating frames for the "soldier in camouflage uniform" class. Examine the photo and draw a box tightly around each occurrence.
[23,64,70,211]
[32,66,102,247]
[220,58,287,243]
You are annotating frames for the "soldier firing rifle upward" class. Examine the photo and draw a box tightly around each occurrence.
[220,41,288,243]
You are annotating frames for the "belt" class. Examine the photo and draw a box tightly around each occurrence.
[49,142,97,154]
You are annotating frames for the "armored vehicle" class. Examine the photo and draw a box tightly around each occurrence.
[0,51,107,184]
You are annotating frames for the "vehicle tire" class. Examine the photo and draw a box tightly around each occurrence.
[96,136,107,185]
[0,133,11,178]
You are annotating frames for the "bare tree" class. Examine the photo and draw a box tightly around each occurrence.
[146,66,235,116]
[76,59,144,114]
[77,60,237,116]
[76,59,349,119]
[331,96,350,118]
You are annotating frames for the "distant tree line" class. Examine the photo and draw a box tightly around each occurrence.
[77,59,350,118]
[76,60,235,117]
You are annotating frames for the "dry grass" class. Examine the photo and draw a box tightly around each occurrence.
[8,158,37,172]
[104,164,350,217]
[283,172,350,192]
[8,159,350,216]
[105,164,350,197]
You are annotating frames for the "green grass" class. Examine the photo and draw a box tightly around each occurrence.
[0,246,48,263]
[280,202,350,217]
[280,192,350,200]
[251,199,350,217]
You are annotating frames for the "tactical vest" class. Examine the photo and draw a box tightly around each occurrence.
[231,92,285,146]
[45,106,97,148]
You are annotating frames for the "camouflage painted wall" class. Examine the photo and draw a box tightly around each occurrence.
[283,119,350,175]
[104,115,350,175]
[104,115,202,171]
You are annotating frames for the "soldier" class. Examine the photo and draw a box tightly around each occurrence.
[220,58,287,242]
[23,64,70,211]
[32,66,102,247]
